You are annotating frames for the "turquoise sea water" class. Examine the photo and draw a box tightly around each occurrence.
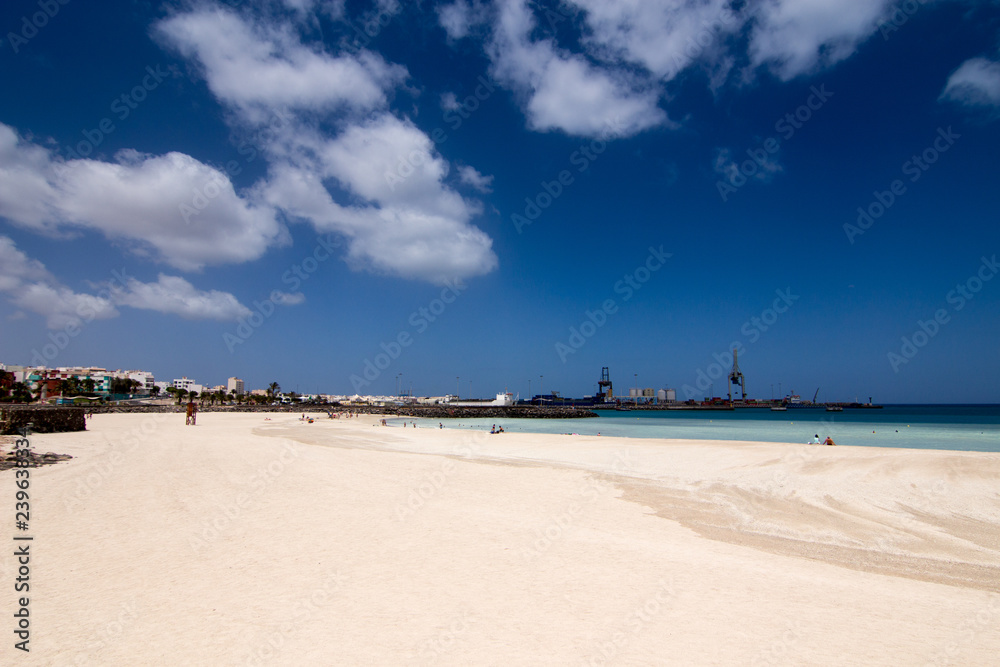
[429,405,1000,453]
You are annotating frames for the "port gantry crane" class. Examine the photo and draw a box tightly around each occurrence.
[728,349,746,403]
[597,366,613,403]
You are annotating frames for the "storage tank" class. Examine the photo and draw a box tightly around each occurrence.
[629,387,638,397]
[656,389,667,401]
[666,389,676,402]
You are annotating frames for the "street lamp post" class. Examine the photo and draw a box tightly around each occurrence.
[456,376,460,399]
[540,375,543,405]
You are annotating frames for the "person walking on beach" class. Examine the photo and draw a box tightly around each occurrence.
[185,400,197,426]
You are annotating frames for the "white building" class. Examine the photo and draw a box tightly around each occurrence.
[124,370,156,393]
[172,377,204,395]
[227,377,244,395]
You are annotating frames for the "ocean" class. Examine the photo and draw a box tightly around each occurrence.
[422,405,1000,453]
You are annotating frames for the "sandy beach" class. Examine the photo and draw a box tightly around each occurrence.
[2,412,999,666]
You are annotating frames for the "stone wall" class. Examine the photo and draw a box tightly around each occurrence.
[0,406,87,435]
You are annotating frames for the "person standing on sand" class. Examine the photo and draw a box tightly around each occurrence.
[185,400,197,425]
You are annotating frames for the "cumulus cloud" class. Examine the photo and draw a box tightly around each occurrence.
[458,165,494,192]
[487,0,668,138]
[0,124,288,271]
[0,235,256,329]
[153,6,499,284]
[566,0,737,80]
[940,57,1000,111]
[156,7,407,122]
[112,274,252,321]
[748,0,893,80]
[437,0,489,40]
[714,147,782,184]
[260,114,498,283]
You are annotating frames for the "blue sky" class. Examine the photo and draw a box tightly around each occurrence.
[1,0,999,402]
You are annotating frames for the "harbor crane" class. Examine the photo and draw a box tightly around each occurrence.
[597,367,613,402]
[728,349,746,403]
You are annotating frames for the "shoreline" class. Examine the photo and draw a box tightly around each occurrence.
[2,412,998,664]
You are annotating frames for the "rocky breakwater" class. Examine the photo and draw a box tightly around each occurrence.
[0,406,86,435]
[393,405,597,419]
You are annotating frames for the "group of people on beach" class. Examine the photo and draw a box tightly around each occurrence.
[490,424,505,434]
[809,434,836,445]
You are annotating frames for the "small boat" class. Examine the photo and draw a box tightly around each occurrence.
[770,406,787,411]
[826,406,843,412]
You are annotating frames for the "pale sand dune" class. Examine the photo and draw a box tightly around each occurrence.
[2,413,999,666]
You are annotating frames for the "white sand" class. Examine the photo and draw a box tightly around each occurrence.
[2,412,999,666]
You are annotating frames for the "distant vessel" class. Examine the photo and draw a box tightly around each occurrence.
[447,392,515,407]
[770,406,787,412]
[826,406,843,412]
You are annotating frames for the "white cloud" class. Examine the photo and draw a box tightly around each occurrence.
[112,274,252,321]
[714,147,782,184]
[12,282,119,330]
[260,114,498,284]
[272,290,305,305]
[440,91,461,111]
[565,0,737,80]
[155,7,499,285]
[0,124,288,272]
[438,0,489,40]
[156,7,407,121]
[748,0,893,80]
[458,165,493,193]
[0,235,255,328]
[941,57,1000,110]
[0,235,51,292]
[487,0,668,138]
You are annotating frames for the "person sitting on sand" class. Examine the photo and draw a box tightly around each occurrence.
[824,436,836,446]
[810,434,821,444]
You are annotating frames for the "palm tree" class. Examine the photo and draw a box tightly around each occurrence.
[267,382,280,401]
[176,389,187,405]
[150,385,160,398]
[10,382,32,403]
[82,378,96,394]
